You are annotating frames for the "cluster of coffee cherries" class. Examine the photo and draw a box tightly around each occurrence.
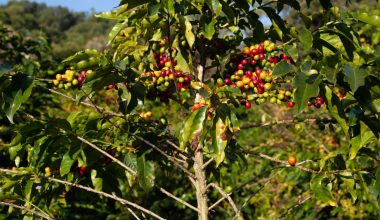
[216,40,295,109]
[308,96,325,108]
[53,68,79,89]
[139,111,153,120]
[144,37,192,101]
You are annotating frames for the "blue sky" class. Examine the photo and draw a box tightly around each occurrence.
[0,0,120,12]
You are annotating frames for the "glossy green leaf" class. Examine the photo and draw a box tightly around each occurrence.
[349,122,376,159]
[2,74,34,123]
[60,146,81,176]
[343,64,368,93]
[325,86,349,136]
[311,174,337,206]
[375,167,380,193]
[108,20,128,44]
[91,169,103,191]
[357,13,380,28]
[321,65,339,84]
[202,19,217,40]
[293,72,321,112]
[272,60,295,77]
[178,106,208,150]
[180,16,195,48]
[206,0,222,17]
[119,0,149,9]
[163,0,174,15]
[212,118,228,166]
[176,48,192,73]
[298,27,313,50]
[95,5,129,20]
[137,155,155,191]
[342,177,357,202]
[216,86,241,96]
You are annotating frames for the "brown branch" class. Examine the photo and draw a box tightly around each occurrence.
[276,195,312,219]
[159,188,198,212]
[0,168,163,220]
[202,157,215,170]
[126,207,141,220]
[63,129,137,175]
[241,150,361,174]
[83,91,195,180]
[43,80,198,209]
[241,118,318,129]
[46,177,164,220]
[42,86,122,117]
[208,183,240,218]
[240,171,280,209]
[0,201,53,220]
[133,135,195,179]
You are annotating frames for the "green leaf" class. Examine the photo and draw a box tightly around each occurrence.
[2,74,34,123]
[216,86,242,96]
[176,48,192,73]
[137,155,155,191]
[375,167,380,193]
[272,60,295,77]
[150,29,162,42]
[342,177,357,202]
[212,118,228,166]
[293,72,321,112]
[321,65,339,84]
[202,19,217,40]
[357,13,380,28]
[180,16,195,48]
[95,5,129,20]
[30,136,50,168]
[108,20,128,44]
[311,174,337,206]
[206,0,222,17]
[60,146,81,176]
[298,27,313,50]
[342,64,368,93]
[325,86,349,136]
[178,106,208,150]
[91,170,103,191]
[119,0,150,9]
[349,122,376,159]
[163,0,174,15]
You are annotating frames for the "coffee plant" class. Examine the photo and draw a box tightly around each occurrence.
[1,0,379,219]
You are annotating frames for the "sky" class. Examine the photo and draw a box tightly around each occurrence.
[0,0,120,12]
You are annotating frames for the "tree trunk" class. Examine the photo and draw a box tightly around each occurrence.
[193,147,208,220]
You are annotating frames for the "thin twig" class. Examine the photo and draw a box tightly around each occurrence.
[42,86,122,117]
[241,150,361,174]
[208,167,282,211]
[0,168,163,219]
[126,207,141,220]
[63,129,137,175]
[159,188,198,212]
[0,201,54,220]
[276,195,312,219]
[240,171,280,209]
[208,183,240,218]
[84,91,195,180]
[166,140,189,157]
[241,118,318,129]
[46,177,164,220]
[202,157,215,170]
[133,135,195,179]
